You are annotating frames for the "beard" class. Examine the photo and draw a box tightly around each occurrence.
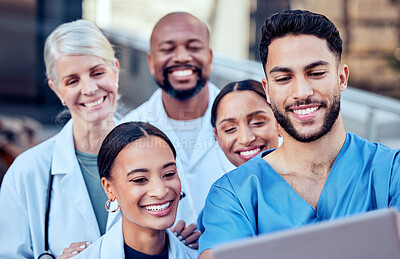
[155,64,207,101]
[271,92,341,143]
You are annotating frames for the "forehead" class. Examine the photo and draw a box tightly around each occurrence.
[265,35,336,72]
[56,55,106,75]
[217,91,272,120]
[113,137,174,170]
[151,15,209,45]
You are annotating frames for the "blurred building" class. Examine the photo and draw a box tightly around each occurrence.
[82,0,400,99]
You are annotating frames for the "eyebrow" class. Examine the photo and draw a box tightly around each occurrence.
[162,162,176,169]
[61,64,105,82]
[159,38,203,46]
[126,162,176,176]
[247,110,267,118]
[268,60,330,75]
[218,110,267,125]
[304,60,329,70]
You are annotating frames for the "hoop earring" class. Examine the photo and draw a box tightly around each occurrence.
[105,199,119,213]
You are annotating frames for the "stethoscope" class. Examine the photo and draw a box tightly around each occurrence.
[38,171,55,259]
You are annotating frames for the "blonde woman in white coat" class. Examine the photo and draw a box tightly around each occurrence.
[75,122,197,259]
[0,20,121,258]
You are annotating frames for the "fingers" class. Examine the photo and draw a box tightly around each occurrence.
[170,220,202,249]
[57,241,92,258]
[183,230,201,248]
[178,223,197,240]
[188,242,199,250]
[170,220,186,235]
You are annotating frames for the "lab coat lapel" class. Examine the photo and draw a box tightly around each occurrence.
[105,210,121,231]
[52,120,100,237]
[101,219,125,257]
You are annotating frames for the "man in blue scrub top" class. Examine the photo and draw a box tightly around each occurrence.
[198,9,400,259]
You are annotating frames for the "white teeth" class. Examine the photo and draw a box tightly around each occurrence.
[293,107,318,115]
[145,202,170,212]
[84,97,104,108]
[240,147,260,157]
[172,70,193,77]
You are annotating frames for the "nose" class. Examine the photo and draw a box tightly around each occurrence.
[173,46,192,63]
[291,77,313,100]
[81,77,98,95]
[238,126,256,145]
[147,178,169,199]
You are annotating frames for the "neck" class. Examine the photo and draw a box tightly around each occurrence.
[161,83,209,120]
[72,115,115,154]
[269,115,347,177]
[122,217,167,255]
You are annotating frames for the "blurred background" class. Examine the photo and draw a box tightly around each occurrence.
[0,0,399,182]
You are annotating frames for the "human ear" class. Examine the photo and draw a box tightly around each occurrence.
[114,59,120,84]
[208,49,213,70]
[213,127,219,143]
[338,64,349,92]
[147,53,156,76]
[48,80,64,105]
[261,78,271,104]
[101,177,115,201]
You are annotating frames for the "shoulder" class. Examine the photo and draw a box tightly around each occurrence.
[120,89,162,123]
[5,134,56,180]
[75,219,124,258]
[343,133,399,164]
[221,155,270,187]
[167,229,197,258]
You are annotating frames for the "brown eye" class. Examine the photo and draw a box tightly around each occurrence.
[66,79,78,86]
[130,177,148,183]
[164,171,176,178]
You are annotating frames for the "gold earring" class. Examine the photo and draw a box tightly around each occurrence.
[105,199,119,213]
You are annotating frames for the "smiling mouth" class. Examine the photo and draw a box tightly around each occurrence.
[144,201,171,212]
[292,106,319,115]
[82,97,105,108]
[239,147,261,157]
[171,69,194,77]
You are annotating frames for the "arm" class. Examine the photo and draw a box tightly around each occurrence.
[198,178,256,255]
[199,249,214,259]
[0,167,32,258]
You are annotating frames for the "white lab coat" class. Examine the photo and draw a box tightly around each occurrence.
[74,218,197,258]
[121,83,235,225]
[0,120,120,258]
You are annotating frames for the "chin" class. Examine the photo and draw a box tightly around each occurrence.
[152,218,176,230]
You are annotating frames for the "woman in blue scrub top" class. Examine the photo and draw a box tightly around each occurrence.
[211,79,280,167]
[197,79,281,233]
[74,122,197,259]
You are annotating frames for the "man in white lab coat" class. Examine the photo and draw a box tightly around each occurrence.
[121,12,234,225]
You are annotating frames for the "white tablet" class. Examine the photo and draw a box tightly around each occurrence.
[213,208,400,259]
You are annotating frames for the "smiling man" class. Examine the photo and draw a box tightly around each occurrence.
[122,12,234,228]
[198,10,400,259]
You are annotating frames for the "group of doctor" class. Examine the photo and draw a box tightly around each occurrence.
[0,11,280,259]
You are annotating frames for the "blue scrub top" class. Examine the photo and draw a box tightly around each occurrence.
[199,133,400,254]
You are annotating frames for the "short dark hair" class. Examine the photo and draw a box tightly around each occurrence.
[259,9,343,70]
[211,79,268,128]
[98,122,176,179]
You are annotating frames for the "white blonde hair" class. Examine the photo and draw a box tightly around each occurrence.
[44,19,116,86]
